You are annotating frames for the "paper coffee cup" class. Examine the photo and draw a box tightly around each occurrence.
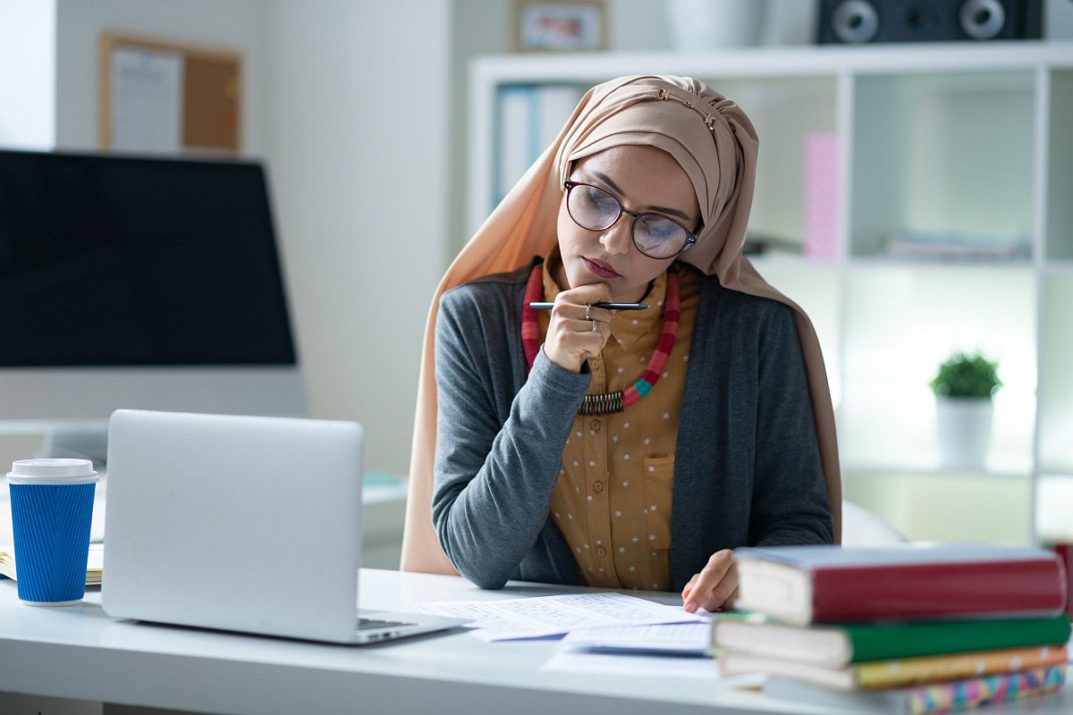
[6,458,98,606]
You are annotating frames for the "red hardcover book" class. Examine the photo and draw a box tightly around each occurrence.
[734,545,1067,625]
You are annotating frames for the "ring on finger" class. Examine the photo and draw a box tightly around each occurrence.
[584,304,592,320]
[592,319,598,332]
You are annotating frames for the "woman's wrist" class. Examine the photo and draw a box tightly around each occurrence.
[536,346,591,384]
[543,344,582,373]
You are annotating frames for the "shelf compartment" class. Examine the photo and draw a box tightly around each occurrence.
[1038,275,1073,473]
[842,464,1031,480]
[839,265,1035,473]
[1036,475,1073,544]
[1044,260,1073,274]
[850,71,1036,260]
[1046,69,1073,261]
[844,468,1031,545]
[708,76,837,256]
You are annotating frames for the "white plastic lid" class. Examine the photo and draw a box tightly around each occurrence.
[7,458,98,484]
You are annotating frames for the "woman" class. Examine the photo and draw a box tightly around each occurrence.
[402,75,841,613]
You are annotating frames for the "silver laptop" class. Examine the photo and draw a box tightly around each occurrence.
[101,409,467,644]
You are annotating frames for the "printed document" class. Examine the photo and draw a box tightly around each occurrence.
[560,621,712,655]
[418,592,703,641]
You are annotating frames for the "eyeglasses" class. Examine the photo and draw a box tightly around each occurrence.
[563,180,698,260]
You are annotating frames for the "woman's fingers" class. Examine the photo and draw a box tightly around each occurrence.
[579,305,613,324]
[702,565,739,612]
[681,574,698,603]
[682,550,736,612]
[550,319,610,350]
[544,283,614,372]
[561,282,613,307]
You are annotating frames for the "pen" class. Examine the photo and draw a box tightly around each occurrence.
[528,302,649,311]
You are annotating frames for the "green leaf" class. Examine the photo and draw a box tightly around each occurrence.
[929,352,1002,399]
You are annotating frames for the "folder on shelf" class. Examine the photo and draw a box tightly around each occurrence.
[494,84,583,205]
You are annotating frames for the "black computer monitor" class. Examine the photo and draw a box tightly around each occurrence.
[0,149,305,425]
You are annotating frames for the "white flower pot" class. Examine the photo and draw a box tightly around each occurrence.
[935,397,994,470]
[667,0,767,51]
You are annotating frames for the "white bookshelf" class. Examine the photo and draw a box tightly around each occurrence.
[468,41,1073,546]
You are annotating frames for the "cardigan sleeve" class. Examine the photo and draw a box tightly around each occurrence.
[431,286,590,589]
[748,303,834,546]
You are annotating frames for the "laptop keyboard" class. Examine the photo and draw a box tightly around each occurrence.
[357,617,414,630]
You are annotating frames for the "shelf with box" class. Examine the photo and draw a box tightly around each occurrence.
[1045,69,1073,262]
[468,41,1073,545]
[839,265,1036,475]
[849,70,1036,262]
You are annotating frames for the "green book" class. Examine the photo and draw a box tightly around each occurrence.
[714,613,1071,668]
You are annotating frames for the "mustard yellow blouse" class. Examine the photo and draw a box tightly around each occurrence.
[538,248,699,590]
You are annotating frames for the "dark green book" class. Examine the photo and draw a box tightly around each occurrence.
[714,613,1071,668]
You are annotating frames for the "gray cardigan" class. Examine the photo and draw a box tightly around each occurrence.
[432,262,833,590]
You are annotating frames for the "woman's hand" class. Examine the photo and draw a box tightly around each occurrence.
[543,283,614,373]
[681,549,739,613]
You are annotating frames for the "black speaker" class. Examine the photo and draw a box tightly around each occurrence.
[818,0,1043,43]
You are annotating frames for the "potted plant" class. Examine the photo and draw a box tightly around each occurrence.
[930,352,1002,470]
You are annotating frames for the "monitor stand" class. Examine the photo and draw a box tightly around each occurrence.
[41,421,109,471]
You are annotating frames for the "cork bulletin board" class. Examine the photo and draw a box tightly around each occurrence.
[99,32,242,154]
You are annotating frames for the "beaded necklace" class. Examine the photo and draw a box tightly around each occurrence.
[521,263,680,416]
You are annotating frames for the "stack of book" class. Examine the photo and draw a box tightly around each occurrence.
[714,545,1071,714]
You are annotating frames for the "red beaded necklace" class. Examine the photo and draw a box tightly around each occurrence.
[521,264,681,416]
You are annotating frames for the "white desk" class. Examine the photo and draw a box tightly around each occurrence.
[0,569,1070,715]
[0,476,409,570]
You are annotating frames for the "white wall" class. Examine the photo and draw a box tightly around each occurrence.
[264,1,450,474]
[42,0,450,474]
[53,0,268,154]
[0,0,57,148]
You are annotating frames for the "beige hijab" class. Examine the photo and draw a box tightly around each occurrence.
[401,75,841,574]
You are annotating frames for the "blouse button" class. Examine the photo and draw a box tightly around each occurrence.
[590,420,601,431]
[593,481,604,493]
[596,546,608,558]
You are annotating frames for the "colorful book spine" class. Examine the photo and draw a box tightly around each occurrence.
[902,666,1066,715]
[713,613,1072,666]
[848,613,1072,662]
[856,645,1068,689]
[766,665,1068,715]
[810,558,1067,622]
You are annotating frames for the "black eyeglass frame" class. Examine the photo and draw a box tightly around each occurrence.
[562,179,699,260]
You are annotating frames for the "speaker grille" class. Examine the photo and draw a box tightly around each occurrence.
[819,0,1041,43]
[833,0,880,43]
[960,0,1008,39]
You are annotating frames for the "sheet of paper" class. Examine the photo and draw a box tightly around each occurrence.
[541,648,716,679]
[560,622,712,655]
[418,592,703,641]
[111,46,184,152]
